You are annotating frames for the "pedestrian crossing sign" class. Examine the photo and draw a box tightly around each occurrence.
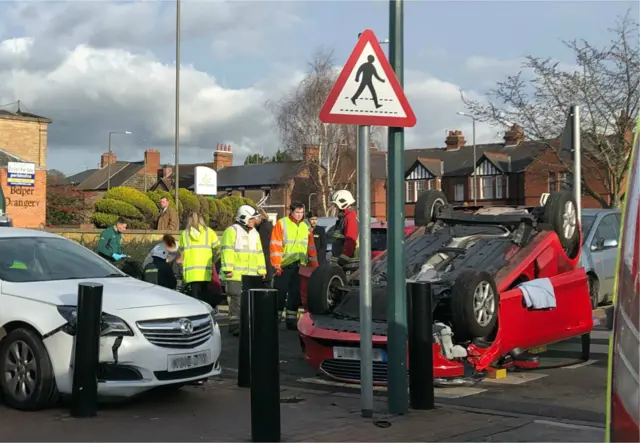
[319,29,416,127]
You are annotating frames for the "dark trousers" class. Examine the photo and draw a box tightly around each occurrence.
[274,263,301,322]
[189,281,222,308]
[152,257,177,290]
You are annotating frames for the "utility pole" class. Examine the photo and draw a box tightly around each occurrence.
[174,0,181,207]
[386,0,408,414]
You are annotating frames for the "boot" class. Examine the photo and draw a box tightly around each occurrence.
[285,310,298,330]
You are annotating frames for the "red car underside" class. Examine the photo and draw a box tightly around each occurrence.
[298,229,593,383]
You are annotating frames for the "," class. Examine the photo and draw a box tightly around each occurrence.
[0,228,222,411]
[297,189,594,384]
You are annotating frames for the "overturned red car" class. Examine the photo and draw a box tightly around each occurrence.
[297,190,593,384]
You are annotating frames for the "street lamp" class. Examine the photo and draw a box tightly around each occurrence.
[456,111,477,205]
[107,131,132,190]
[174,0,181,208]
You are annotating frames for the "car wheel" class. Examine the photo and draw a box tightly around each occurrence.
[0,328,59,411]
[414,190,448,227]
[543,191,580,259]
[307,264,347,315]
[450,270,499,341]
[588,275,600,309]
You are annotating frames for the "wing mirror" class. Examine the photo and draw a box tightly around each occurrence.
[603,239,618,248]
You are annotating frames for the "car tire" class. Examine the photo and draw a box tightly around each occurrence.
[307,264,347,315]
[543,191,580,258]
[588,275,600,309]
[0,328,59,411]
[414,190,448,227]
[450,270,499,341]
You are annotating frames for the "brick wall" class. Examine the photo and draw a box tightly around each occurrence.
[0,117,49,168]
[0,168,46,227]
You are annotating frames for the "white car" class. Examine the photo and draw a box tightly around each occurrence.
[0,228,222,411]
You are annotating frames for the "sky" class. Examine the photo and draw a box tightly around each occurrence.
[0,0,637,175]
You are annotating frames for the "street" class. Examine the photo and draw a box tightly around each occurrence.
[0,314,609,442]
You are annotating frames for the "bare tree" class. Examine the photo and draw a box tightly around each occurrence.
[267,48,382,215]
[463,12,639,208]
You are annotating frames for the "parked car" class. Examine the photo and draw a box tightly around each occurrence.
[0,228,222,411]
[298,190,593,384]
[579,208,622,308]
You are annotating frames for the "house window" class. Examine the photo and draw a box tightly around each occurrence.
[481,176,494,199]
[405,181,416,203]
[549,172,557,193]
[454,184,464,201]
[416,180,426,196]
[496,175,503,199]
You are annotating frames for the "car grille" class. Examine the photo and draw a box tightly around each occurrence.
[320,359,388,384]
[137,314,212,349]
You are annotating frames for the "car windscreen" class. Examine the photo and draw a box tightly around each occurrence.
[0,237,125,283]
[581,215,597,244]
[371,228,387,251]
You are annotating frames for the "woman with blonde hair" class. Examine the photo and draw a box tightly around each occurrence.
[179,211,220,304]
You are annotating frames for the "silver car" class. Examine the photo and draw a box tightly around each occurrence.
[579,208,622,308]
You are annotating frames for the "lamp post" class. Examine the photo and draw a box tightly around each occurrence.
[456,112,477,205]
[107,131,132,190]
[174,0,181,207]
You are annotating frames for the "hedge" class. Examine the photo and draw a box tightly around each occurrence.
[91,212,118,228]
[146,190,183,213]
[94,198,143,220]
[209,198,233,230]
[196,194,211,225]
[104,187,159,223]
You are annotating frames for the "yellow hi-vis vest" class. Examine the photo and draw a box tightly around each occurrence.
[220,224,266,281]
[179,226,220,284]
[279,217,311,266]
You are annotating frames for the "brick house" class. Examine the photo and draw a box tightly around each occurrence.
[403,125,613,218]
[0,109,51,227]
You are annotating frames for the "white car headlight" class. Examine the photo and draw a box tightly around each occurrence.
[198,300,218,327]
[57,305,134,337]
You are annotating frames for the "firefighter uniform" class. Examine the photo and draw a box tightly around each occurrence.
[330,207,359,266]
[220,223,267,334]
[270,216,318,328]
[179,225,220,302]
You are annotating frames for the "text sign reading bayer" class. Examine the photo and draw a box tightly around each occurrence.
[319,29,416,128]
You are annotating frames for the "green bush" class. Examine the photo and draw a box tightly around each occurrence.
[179,188,200,215]
[208,198,234,230]
[103,187,159,224]
[220,195,253,216]
[91,212,118,228]
[94,198,143,219]
[196,195,211,225]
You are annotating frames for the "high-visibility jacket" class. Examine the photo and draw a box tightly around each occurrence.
[179,225,220,284]
[220,224,267,281]
[270,216,318,268]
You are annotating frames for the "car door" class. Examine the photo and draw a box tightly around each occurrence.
[590,214,621,298]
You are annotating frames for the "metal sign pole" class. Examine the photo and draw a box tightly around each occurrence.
[572,105,582,221]
[358,124,373,417]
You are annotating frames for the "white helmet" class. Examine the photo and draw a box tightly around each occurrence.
[330,190,355,210]
[236,204,260,226]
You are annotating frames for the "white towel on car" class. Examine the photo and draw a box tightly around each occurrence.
[518,278,556,309]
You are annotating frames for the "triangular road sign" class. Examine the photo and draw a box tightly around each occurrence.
[319,29,416,128]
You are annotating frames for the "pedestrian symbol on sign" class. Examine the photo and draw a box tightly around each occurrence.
[351,55,386,109]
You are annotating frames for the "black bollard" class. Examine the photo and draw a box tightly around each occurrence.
[407,280,435,410]
[250,288,281,442]
[238,275,265,388]
[71,282,104,418]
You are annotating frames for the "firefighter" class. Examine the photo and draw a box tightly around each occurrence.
[179,212,220,306]
[270,202,318,330]
[329,190,359,267]
[220,205,267,336]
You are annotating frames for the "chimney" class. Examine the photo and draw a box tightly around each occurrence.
[213,143,233,170]
[159,166,173,178]
[100,152,117,168]
[445,130,465,151]
[303,145,320,163]
[144,149,161,173]
[504,124,524,146]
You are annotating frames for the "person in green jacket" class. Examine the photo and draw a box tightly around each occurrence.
[97,218,128,263]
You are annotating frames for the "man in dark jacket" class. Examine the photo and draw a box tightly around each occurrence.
[307,210,327,265]
[255,208,275,286]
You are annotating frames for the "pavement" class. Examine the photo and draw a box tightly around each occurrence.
[0,307,610,442]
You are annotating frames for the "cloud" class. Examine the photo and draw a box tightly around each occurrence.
[0,38,304,173]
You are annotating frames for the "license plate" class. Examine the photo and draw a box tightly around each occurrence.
[333,346,386,362]
[168,350,211,372]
